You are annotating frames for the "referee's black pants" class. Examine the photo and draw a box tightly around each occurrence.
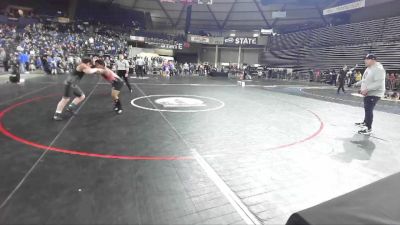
[363,96,380,130]
[136,65,143,78]
[117,70,132,91]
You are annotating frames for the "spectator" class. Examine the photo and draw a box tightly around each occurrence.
[169,61,175,76]
[0,47,5,72]
[389,73,396,90]
[128,58,135,75]
[18,51,28,74]
[337,66,347,94]
[47,55,57,75]
[331,69,337,86]
[28,57,36,71]
[67,55,74,72]
[35,56,43,70]
[355,70,362,82]
[75,56,81,65]
[183,62,189,76]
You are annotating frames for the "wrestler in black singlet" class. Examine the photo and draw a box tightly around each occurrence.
[63,68,85,98]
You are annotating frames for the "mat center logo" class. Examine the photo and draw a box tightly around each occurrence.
[131,95,225,112]
[155,97,206,108]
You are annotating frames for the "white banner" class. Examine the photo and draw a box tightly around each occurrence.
[130,36,145,42]
[188,35,210,44]
[323,0,365,15]
[209,37,224,45]
[57,17,70,23]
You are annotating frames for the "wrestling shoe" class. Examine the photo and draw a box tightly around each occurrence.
[114,99,122,111]
[53,113,63,121]
[113,103,120,111]
[66,103,78,115]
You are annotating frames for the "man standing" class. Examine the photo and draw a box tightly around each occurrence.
[337,66,347,94]
[115,54,132,92]
[354,54,386,135]
[135,57,144,78]
[3,47,9,72]
[183,62,189,76]
[18,51,27,74]
[67,55,74,72]
[331,69,337,86]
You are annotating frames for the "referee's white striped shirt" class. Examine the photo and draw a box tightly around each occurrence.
[116,59,129,71]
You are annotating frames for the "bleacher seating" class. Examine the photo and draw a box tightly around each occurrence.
[383,16,400,41]
[262,16,400,73]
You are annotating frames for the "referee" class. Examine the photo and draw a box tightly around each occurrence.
[115,54,132,92]
[354,54,386,135]
[135,57,145,78]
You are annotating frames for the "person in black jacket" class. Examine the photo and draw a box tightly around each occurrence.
[337,66,347,94]
[331,69,337,86]
[3,48,10,72]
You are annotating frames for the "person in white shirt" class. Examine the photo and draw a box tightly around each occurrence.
[74,56,81,65]
[67,55,74,72]
[183,62,189,76]
[135,57,145,78]
[115,54,132,92]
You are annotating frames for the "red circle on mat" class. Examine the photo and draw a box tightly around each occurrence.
[0,95,324,160]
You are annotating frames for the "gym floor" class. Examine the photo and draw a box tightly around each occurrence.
[0,74,399,225]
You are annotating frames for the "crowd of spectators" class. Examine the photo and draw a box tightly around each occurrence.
[311,67,399,92]
[386,72,400,91]
[0,20,198,76]
[0,21,133,74]
[383,72,400,100]
[136,58,212,77]
[308,67,399,100]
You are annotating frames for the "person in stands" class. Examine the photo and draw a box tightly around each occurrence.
[355,70,362,82]
[389,73,396,90]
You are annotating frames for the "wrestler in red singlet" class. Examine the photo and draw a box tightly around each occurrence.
[101,68,120,82]
[95,59,125,114]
